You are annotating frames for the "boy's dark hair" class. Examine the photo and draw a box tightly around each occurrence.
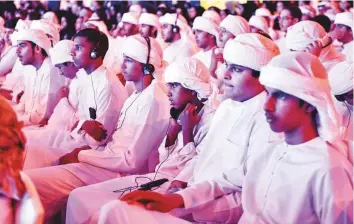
[251,69,260,78]
[283,6,302,21]
[29,41,48,57]
[311,15,331,32]
[73,28,109,59]
[5,18,19,29]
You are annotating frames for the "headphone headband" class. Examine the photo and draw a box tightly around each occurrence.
[145,37,151,65]
[142,37,154,75]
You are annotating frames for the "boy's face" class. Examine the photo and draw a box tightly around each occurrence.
[161,24,174,43]
[264,86,309,134]
[16,40,34,65]
[71,36,93,70]
[223,62,261,102]
[194,29,213,49]
[218,28,234,48]
[167,82,194,110]
[121,55,144,81]
[139,24,152,38]
[56,62,77,79]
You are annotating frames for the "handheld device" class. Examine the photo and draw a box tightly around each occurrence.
[89,107,97,120]
[138,178,169,191]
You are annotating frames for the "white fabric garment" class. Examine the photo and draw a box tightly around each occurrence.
[260,52,345,157]
[286,21,345,71]
[0,172,44,224]
[328,60,353,141]
[30,20,60,46]
[24,80,170,220]
[192,16,219,37]
[249,16,269,33]
[177,138,353,224]
[13,57,65,126]
[122,35,167,95]
[66,105,215,224]
[223,33,280,71]
[15,29,51,55]
[164,57,212,100]
[48,40,74,65]
[163,38,197,64]
[159,13,196,46]
[98,200,191,224]
[121,12,139,25]
[220,15,250,37]
[192,49,223,88]
[172,93,282,223]
[275,36,287,53]
[334,11,354,31]
[1,59,25,103]
[23,65,127,169]
[342,41,353,60]
[328,60,353,96]
[0,46,18,77]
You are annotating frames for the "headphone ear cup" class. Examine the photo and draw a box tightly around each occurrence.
[143,64,155,76]
[172,25,179,33]
[335,94,346,102]
[90,51,97,59]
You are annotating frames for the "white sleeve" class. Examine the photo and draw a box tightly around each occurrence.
[0,47,17,77]
[176,167,244,211]
[47,98,78,129]
[173,143,198,182]
[313,166,353,223]
[78,99,170,173]
[71,82,122,147]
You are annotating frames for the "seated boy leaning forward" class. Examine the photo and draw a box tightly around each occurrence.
[22,28,127,169]
[97,52,353,224]
[24,35,171,222]
[65,58,216,224]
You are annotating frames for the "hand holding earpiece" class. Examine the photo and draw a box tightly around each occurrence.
[56,86,69,102]
[210,47,224,79]
[165,118,181,147]
[179,103,200,132]
[304,40,322,57]
[179,103,200,146]
[82,120,107,141]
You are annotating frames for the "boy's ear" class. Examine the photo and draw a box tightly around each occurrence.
[304,102,316,113]
[34,44,41,53]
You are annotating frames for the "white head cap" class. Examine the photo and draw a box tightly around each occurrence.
[30,20,60,45]
[164,58,212,100]
[122,35,163,70]
[286,21,330,51]
[121,12,139,25]
[139,13,161,29]
[129,4,142,17]
[49,40,74,66]
[85,20,109,36]
[0,16,4,27]
[202,10,221,25]
[334,12,354,30]
[42,11,59,25]
[299,5,316,18]
[10,19,31,46]
[255,8,272,17]
[220,15,250,37]
[328,60,353,95]
[260,52,342,152]
[16,29,51,55]
[193,16,219,37]
[249,16,269,33]
[224,33,279,71]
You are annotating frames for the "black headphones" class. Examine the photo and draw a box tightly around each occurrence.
[142,37,155,75]
[90,33,102,59]
[172,13,180,33]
